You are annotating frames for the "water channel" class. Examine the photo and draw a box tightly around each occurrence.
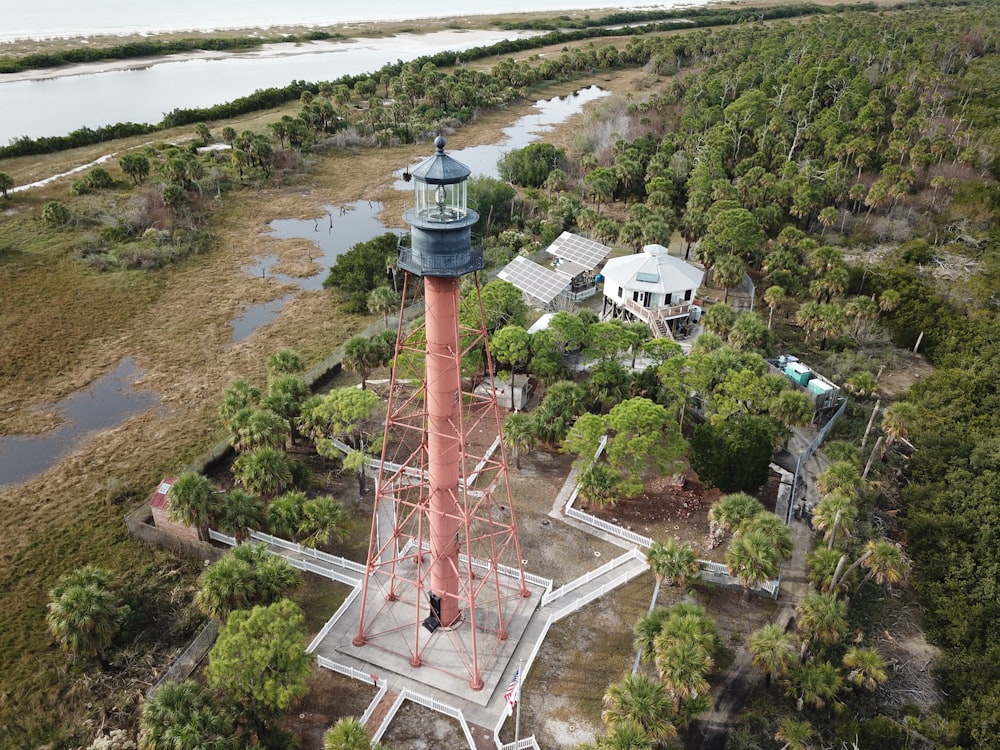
[1,85,606,486]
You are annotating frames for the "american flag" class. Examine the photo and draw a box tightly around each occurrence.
[503,667,520,716]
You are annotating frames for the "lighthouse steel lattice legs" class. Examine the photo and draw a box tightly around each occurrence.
[352,272,529,691]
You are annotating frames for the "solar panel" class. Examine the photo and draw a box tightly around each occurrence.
[498,256,570,305]
[545,231,611,270]
[636,270,659,283]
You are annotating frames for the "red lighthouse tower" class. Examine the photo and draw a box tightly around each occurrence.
[352,137,529,690]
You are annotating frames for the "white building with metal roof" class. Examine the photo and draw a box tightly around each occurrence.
[600,244,705,338]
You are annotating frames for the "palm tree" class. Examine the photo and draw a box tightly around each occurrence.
[324,717,371,750]
[634,608,671,663]
[195,544,302,620]
[738,512,794,561]
[878,289,901,314]
[0,171,16,197]
[797,591,848,650]
[601,673,678,744]
[299,497,351,548]
[815,461,862,499]
[770,389,815,435]
[805,547,847,593]
[217,489,264,544]
[654,638,713,710]
[713,253,745,304]
[881,401,918,450]
[194,554,255,619]
[796,301,824,344]
[230,407,289,453]
[833,539,911,592]
[726,530,781,601]
[46,566,124,663]
[774,717,815,750]
[764,285,786,329]
[786,661,843,711]
[657,603,720,655]
[822,440,859,466]
[367,285,399,329]
[268,349,305,376]
[502,412,535,470]
[168,472,222,541]
[814,302,849,349]
[708,492,762,541]
[811,492,857,550]
[219,379,261,426]
[598,718,653,750]
[267,490,307,541]
[263,375,311,446]
[861,539,910,586]
[342,335,382,390]
[139,680,236,750]
[646,539,700,591]
[843,646,888,691]
[232,446,294,499]
[748,624,797,688]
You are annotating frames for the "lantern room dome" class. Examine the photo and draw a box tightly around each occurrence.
[410,136,471,184]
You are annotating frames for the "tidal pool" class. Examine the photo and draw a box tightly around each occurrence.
[0,358,160,487]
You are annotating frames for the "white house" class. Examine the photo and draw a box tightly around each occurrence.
[601,244,705,338]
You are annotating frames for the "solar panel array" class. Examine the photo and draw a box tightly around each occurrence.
[545,231,611,270]
[497,256,570,305]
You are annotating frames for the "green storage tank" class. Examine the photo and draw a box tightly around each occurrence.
[784,362,812,387]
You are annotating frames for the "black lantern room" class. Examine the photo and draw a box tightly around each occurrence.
[399,136,482,278]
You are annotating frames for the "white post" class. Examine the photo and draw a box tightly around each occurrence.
[514,660,522,747]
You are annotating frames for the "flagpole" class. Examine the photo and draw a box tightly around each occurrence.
[514,659,522,747]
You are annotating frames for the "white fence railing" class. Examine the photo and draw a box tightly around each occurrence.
[314,655,377,685]
[208,528,365,587]
[360,681,390,726]
[370,688,477,749]
[548,564,651,623]
[541,548,647,606]
[561,437,782,599]
[565,505,654,548]
[307,584,362,654]
[500,737,543,750]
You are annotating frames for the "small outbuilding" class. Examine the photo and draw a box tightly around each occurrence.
[497,232,612,310]
[148,477,199,542]
[475,374,534,411]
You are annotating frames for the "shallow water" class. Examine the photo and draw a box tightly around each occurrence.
[0,358,160,487]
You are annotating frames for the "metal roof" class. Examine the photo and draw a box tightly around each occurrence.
[498,256,571,306]
[601,244,704,293]
[545,231,612,271]
[410,136,471,184]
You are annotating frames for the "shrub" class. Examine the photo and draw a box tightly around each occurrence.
[86,167,114,189]
[42,201,70,227]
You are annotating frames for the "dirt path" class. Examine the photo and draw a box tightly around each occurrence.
[688,428,827,749]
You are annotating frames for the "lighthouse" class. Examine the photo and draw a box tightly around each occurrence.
[352,137,529,690]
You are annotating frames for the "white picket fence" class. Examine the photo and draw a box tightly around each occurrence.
[370,688,477,749]
[541,548,647,606]
[561,438,782,599]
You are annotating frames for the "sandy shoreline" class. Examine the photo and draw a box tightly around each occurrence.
[0,3,715,84]
[1,37,387,85]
